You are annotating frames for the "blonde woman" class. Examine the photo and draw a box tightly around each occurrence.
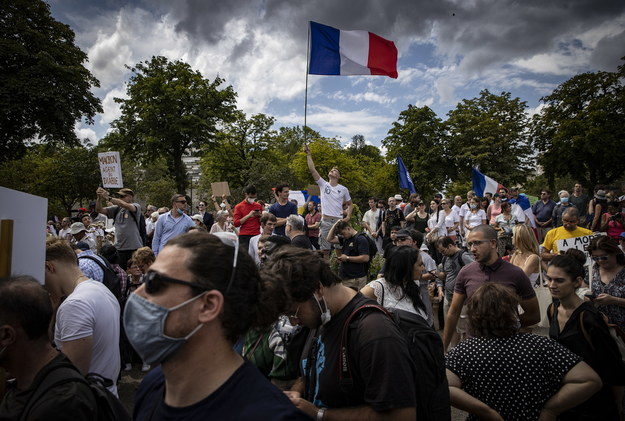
[509,225,540,285]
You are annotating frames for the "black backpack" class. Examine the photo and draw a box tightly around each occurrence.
[78,254,123,301]
[20,362,131,421]
[354,232,377,270]
[340,303,451,421]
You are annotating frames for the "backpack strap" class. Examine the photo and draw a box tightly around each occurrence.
[339,304,391,391]
[78,254,111,273]
[20,362,86,421]
[579,311,595,352]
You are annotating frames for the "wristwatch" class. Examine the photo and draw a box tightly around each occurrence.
[316,408,326,421]
[346,255,350,261]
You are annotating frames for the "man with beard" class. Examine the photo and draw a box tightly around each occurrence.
[442,225,540,351]
[541,207,592,261]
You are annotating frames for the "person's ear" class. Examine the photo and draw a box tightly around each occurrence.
[45,261,55,273]
[0,324,17,348]
[197,291,224,324]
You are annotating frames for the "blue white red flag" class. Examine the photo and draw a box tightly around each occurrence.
[397,155,416,194]
[471,168,503,197]
[309,21,398,78]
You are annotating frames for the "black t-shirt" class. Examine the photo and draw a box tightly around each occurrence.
[549,301,625,420]
[301,293,417,411]
[383,208,405,237]
[134,360,309,421]
[0,353,96,421]
[291,234,313,250]
[339,234,369,279]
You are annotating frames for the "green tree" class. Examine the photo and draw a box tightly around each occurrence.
[0,145,101,216]
[446,90,533,186]
[532,62,625,187]
[0,0,102,161]
[101,56,237,193]
[346,134,383,161]
[383,105,452,198]
[199,112,285,202]
[118,157,176,208]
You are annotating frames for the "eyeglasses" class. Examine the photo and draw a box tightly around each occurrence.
[144,271,212,295]
[591,255,609,262]
[212,231,239,294]
[176,200,187,204]
[467,240,491,248]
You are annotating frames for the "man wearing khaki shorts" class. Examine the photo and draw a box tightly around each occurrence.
[304,144,352,260]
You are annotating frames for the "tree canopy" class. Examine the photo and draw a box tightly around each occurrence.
[0,0,102,161]
[101,56,237,193]
[532,61,625,187]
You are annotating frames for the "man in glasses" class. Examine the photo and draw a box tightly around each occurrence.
[264,247,417,420]
[44,238,120,395]
[151,194,195,256]
[442,225,539,351]
[96,187,143,269]
[126,232,310,420]
[541,207,592,262]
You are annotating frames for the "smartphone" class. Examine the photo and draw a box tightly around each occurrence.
[584,293,597,300]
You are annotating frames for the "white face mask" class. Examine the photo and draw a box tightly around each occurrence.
[313,294,331,326]
[247,197,256,204]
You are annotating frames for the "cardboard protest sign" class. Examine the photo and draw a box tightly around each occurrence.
[306,184,320,196]
[97,152,123,188]
[556,233,606,285]
[211,182,231,197]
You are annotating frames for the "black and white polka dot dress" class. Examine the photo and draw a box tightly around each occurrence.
[446,333,581,421]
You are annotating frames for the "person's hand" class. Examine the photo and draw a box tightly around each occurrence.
[96,187,109,199]
[247,210,258,218]
[595,293,615,305]
[284,391,318,418]
[538,408,557,421]
[303,144,310,155]
[337,255,348,262]
[438,294,444,303]
[211,194,216,201]
[341,216,350,222]
[372,232,378,238]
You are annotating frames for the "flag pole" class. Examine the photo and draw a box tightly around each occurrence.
[304,21,310,144]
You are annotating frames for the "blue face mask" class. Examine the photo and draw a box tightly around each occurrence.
[560,197,569,204]
[470,204,477,210]
[123,292,206,365]
[177,207,185,215]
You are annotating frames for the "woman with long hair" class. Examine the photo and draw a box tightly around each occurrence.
[361,245,429,321]
[487,193,502,226]
[588,235,625,330]
[436,199,460,243]
[547,249,625,420]
[510,224,540,285]
[446,283,601,421]
[463,197,487,233]
[589,189,608,232]
[303,201,321,250]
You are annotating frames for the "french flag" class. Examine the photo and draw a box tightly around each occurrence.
[471,168,503,198]
[308,22,398,79]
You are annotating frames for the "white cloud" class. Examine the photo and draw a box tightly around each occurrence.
[74,122,98,143]
[100,88,127,126]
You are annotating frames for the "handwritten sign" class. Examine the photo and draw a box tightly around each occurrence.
[306,184,321,196]
[211,182,231,197]
[97,152,123,188]
[556,233,605,257]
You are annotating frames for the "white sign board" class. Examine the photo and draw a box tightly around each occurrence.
[98,151,123,188]
[288,190,307,214]
[556,233,605,257]
[0,187,47,283]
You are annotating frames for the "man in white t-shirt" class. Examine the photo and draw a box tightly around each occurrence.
[362,197,383,253]
[304,144,353,259]
[44,237,121,395]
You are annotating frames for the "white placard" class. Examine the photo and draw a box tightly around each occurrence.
[98,151,123,188]
[288,190,307,214]
[556,233,605,257]
[0,187,47,283]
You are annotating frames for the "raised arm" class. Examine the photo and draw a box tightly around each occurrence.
[304,144,321,181]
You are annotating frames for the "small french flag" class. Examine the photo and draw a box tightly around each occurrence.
[308,21,398,79]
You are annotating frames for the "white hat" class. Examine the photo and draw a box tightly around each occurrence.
[191,214,203,222]
[394,194,403,201]
[69,222,87,235]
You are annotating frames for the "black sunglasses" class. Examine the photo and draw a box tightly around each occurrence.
[144,271,211,295]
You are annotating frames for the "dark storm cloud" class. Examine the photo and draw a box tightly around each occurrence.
[590,30,625,71]
[168,0,625,75]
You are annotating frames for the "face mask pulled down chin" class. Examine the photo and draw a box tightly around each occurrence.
[123,292,206,365]
[314,294,331,326]
[246,197,256,204]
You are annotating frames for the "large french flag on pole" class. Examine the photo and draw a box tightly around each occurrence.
[472,168,503,198]
[308,21,398,79]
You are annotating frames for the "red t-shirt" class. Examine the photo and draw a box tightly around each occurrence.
[233,200,263,236]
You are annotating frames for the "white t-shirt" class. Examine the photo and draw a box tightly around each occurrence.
[55,280,120,395]
[316,177,351,218]
[465,209,487,228]
[362,209,382,235]
[459,203,470,219]
[366,278,428,320]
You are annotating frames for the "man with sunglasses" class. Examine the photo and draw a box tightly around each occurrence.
[266,247,417,421]
[126,232,310,420]
[151,194,195,256]
[96,187,143,269]
[442,225,540,351]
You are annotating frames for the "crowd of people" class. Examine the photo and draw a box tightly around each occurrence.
[3,148,625,420]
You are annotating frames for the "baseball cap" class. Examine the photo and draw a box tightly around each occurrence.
[116,188,134,197]
[395,228,412,240]
[75,241,90,251]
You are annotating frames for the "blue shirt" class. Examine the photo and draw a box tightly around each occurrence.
[77,250,106,282]
[268,201,298,236]
[152,212,195,255]
[532,199,557,223]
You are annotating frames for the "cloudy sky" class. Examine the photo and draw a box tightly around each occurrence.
[49,0,625,148]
